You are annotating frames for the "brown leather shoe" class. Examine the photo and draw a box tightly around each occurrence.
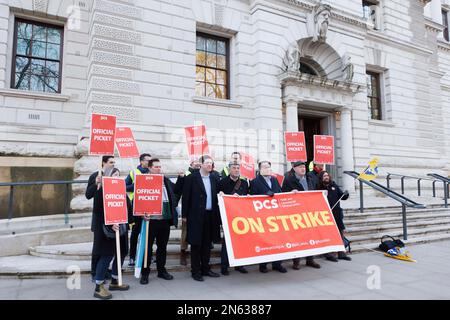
[94,284,112,300]
[180,250,187,266]
[306,258,321,269]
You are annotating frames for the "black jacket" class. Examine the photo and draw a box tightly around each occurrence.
[250,174,282,195]
[85,171,132,256]
[282,169,317,192]
[317,181,349,231]
[218,176,249,196]
[181,170,221,245]
[163,176,180,227]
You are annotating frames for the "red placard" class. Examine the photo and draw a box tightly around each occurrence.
[185,125,209,158]
[272,173,285,187]
[218,191,344,267]
[285,132,307,162]
[313,135,335,165]
[89,114,117,155]
[133,174,164,216]
[102,177,128,225]
[240,152,256,180]
[115,127,140,158]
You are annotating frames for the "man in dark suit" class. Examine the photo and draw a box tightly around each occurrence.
[250,161,287,274]
[182,155,222,281]
[282,161,321,270]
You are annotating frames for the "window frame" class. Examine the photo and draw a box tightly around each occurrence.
[195,32,230,100]
[10,17,64,94]
[366,70,383,121]
[442,9,449,42]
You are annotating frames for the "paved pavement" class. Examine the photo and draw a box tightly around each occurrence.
[1,240,449,300]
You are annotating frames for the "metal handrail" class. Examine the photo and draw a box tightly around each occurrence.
[344,171,426,240]
[386,173,442,198]
[427,173,450,208]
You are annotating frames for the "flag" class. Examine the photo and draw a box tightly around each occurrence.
[134,220,147,278]
[358,157,379,181]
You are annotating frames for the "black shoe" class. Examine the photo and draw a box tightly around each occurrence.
[325,254,338,262]
[338,253,352,261]
[259,266,269,273]
[192,274,204,282]
[235,267,248,274]
[202,270,220,278]
[157,271,174,280]
[273,265,288,273]
[140,275,149,285]
[221,268,230,276]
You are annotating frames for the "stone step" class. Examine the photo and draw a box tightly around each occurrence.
[349,233,450,253]
[29,242,222,261]
[345,212,450,226]
[0,255,222,278]
[345,218,450,235]
[344,207,450,219]
[347,225,450,245]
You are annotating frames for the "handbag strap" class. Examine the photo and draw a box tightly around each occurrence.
[381,235,396,244]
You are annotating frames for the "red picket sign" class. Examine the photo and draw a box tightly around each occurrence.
[285,132,307,162]
[314,135,335,165]
[90,114,117,155]
[102,177,128,225]
[115,127,140,158]
[240,152,256,180]
[185,125,209,158]
[133,174,164,216]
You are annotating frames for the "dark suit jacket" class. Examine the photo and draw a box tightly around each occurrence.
[282,169,317,192]
[249,174,282,195]
[181,170,221,245]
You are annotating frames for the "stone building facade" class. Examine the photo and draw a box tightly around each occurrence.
[0,0,449,214]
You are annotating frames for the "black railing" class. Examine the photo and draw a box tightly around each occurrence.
[427,173,450,208]
[344,171,426,240]
[0,180,89,222]
[386,173,444,198]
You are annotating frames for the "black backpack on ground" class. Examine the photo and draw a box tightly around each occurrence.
[379,235,405,252]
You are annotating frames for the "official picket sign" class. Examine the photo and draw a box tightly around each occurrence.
[284,132,307,162]
[102,177,128,225]
[240,152,256,180]
[313,135,335,165]
[185,125,209,158]
[133,174,164,216]
[89,113,117,155]
[218,191,345,267]
[115,127,140,158]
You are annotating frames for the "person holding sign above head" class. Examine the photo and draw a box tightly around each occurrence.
[317,170,351,262]
[126,153,152,268]
[182,155,222,281]
[221,152,242,178]
[85,158,132,300]
[250,161,287,274]
[218,161,249,276]
[140,159,179,285]
[307,162,324,190]
[282,161,321,270]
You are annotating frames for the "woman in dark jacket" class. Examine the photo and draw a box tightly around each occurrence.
[317,171,351,261]
[86,166,132,299]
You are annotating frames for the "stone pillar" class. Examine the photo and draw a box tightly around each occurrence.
[285,100,299,132]
[340,107,355,192]
[71,0,142,211]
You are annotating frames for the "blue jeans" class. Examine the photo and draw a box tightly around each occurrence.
[95,255,114,284]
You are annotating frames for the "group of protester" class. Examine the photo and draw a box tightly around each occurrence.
[86,152,351,300]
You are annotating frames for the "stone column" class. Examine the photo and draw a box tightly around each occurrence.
[285,100,299,132]
[340,107,355,192]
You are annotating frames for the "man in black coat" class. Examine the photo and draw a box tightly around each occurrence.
[250,161,287,274]
[140,159,179,284]
[281,161,321,270]
[182,155,221,281]
[317,170,351,261]
[218,161,249,276]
